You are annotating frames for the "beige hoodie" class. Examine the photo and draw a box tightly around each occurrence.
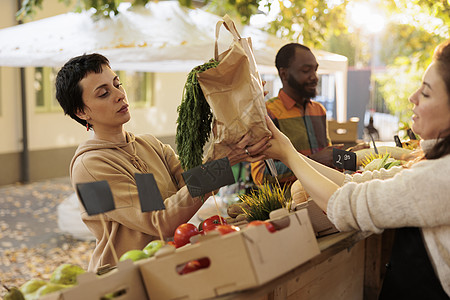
[70,131,203,272]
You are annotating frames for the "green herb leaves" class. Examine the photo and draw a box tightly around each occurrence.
[238,182,291,221]
[176,60,219,171]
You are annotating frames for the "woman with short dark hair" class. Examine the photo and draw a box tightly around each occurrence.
[55,53,269,271]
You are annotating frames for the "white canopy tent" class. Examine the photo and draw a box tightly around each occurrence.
[0,1,347,119]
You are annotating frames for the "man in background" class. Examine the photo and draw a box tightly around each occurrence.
[251,43,337,186]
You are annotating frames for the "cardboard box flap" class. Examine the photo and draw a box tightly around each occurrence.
[243,209,320,283]
[57,260,148,300]
[328,119,358,142]
[39,292,63,300]
[294,199,339,237]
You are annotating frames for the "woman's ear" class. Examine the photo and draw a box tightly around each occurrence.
[75,108,89,121]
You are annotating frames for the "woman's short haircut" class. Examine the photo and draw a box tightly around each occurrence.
[55,53,110,128]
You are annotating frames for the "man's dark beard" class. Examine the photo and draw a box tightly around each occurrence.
[287,73,317,100]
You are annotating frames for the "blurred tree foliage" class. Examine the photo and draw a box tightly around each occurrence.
[16,0,44,20]
[204,0,262,25]
[412,0,450,24]
[374,21,446,124]
[374,61,423,124]
[263,0,348,49]
[322,33,356,66]
[371,0,448,124]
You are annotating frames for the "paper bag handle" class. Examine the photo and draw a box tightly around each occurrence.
[214,15,242,60]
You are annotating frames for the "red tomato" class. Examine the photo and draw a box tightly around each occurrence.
[214,224,240,235]
[178,260,201,275]
[174,223,200,248]
[247,220,277,233]
[178,258,210,275]
[200,215,227,232]
[197,257,211,268]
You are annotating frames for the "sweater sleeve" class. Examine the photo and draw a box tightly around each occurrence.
[342,165,404,184]
[327,158,450,233]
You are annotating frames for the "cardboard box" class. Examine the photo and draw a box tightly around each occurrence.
[40,260,149,300]
[294,199,339,237]
[139,209,320,300]
[328,120,359,143]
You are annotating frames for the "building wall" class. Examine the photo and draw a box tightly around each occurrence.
[346,68,371,139]
[0,1,25,185]
[0,2,22,157]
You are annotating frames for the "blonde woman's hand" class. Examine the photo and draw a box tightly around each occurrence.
[262,116,296,163]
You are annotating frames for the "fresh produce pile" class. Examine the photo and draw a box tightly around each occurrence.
[170,216,276,274]
[2,263,85,300]
[226,202,251,224]
[0,177,93,299]
[401,139,420,150]
[361,153,403,171]
[118,214,276,275]
[118,239,165,263]
[175,60,219,171]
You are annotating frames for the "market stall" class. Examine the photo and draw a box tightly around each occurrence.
[217,230,394,300]
[0,5,380,300]
[9,211,392,300]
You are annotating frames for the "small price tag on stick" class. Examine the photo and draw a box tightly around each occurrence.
[394,135,403,148]
[182,157,236,198]
[76,181,115,216]
[333,148,357,171]
[135,173,166,243]
[76,180,119,264]
[135,173,165,212]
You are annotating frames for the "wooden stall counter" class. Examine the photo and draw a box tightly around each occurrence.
[216,230,393,300]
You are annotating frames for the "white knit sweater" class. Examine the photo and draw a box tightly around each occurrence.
[327,139,450,296]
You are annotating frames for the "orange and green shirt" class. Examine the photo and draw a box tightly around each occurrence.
[251,89,331,185]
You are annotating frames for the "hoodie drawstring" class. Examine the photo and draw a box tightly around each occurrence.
[114,137,150,173]
[130,156,150,173]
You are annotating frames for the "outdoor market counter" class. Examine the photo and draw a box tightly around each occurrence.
[216,229,393,300]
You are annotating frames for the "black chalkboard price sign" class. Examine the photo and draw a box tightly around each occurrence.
[332,148,357,171]
[135,173,166,212]
[76,180,115,216]
[182,157,235,198]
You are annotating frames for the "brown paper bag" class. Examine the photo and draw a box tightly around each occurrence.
[198,15,271,162]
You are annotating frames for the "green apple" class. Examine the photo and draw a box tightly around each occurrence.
[119,249,149,262]
[4,287,25,300]
[143,240,164,257]
[19,279,47,295]
[50,264,85,285]
[35,283,70,297]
